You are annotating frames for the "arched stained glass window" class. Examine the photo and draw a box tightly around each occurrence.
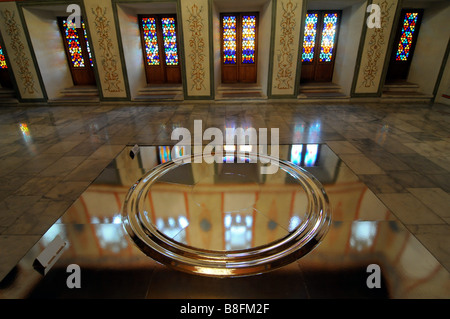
[0,45,7,69]
[161,17,179,66]
[223,16,237,64]
[395,12,419,61]
[242,15,256,64]
[302,13,318,62]
[142,17,160,66]
[62,19,85,68]
[319,13,338,62]
[81,21,93,67]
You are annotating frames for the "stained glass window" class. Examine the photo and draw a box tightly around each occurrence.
[62,19,85,67]
[395,12,419,61]
[223,16,237,64]
[242,15,256,64]
[0,45,7,69]
[81,21,93,67]
[161,17,179,66]
[142,17,160,66]
[319,13,338,62]
[302,13,318,62]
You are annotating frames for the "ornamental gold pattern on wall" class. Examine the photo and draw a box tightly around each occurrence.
[361,0,395,88]
[1,9,37,95]
[275,0,298,90]
[91,6,123,93]
[186,4,206,92]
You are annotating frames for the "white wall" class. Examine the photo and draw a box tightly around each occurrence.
[258,0,272,96]
[116,4,146,100]
[435,53,450,105]
[22,6,73,100]
[407,1,450,95]
[332,0,366,96]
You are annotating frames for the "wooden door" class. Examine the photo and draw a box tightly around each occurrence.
[221,13,258,84]
[139,15,181,84]
[385,9,423,82]
[0,44,13,89]
[301,11,341,83]
[58,18,96,86]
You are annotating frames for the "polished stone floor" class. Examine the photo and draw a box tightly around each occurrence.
[0,101,449,284]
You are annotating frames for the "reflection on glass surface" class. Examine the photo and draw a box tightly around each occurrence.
[349,221,378,251]
[121,149,331,276]
[290,144,303,165]
[290,144,319,167]
[304,144,319,167]
[158,146,171,163]
[224,212,253,250]
[3,144,450,298]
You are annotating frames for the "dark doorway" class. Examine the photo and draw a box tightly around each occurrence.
[385,9,423,82]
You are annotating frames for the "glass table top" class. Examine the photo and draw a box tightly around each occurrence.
[0,144,449,299]
[121,150,331,277]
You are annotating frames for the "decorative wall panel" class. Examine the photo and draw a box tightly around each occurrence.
[83,0,127,98]
[271,0,304,96]
[353,0,398,95]
[180,0,211,97]
[0,2,44,99]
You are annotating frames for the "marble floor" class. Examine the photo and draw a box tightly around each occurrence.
[0,100,449,284]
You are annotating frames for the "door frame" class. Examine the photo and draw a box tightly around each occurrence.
[300,10,341,83]
[138,14,182,85]
[220,12,259,84]
[57,17,96,86]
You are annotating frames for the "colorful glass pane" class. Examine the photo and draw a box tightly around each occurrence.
[81,21,93,67]
[0,45,7,69]
[302,13,318,62]
[63,19,85,67]
[395,12,419,61]
[319,13,338,62]
[161,17,179,66]
[223,16,237,64]
[242,15,256,64]
[142,17,160,66]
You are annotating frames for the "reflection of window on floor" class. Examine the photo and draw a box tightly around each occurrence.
[290,144,320,167]
[156,216,189,244]
[224,213,253,250]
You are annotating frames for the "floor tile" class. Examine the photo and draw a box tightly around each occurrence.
[326,141,361,154]
[406,224,450,272]
[407,188,450,220]
[377,193,445,225]
[338,153,385,175]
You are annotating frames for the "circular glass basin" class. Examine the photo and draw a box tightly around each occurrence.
[121,152,331,277]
